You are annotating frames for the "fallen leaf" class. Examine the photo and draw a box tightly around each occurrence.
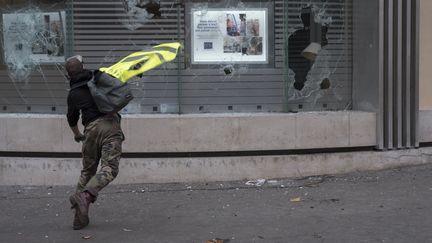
[290,197,302,202]
[82,235,92,240]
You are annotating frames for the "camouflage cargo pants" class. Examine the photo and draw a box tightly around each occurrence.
[76,114,124,199]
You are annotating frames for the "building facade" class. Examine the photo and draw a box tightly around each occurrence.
[0,0,431,184]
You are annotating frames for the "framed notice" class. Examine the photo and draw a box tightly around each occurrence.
[2,11,66,64]
[191,8,268,64]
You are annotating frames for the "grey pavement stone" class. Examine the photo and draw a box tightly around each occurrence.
[1,164,432,243]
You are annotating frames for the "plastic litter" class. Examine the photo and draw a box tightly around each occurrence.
[206,239,230,243]
[290,197,302,202]
[245,179,266,186]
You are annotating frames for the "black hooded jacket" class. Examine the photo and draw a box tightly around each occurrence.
[67,69,105,127]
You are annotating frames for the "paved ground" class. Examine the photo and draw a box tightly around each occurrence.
[1,163,432,243]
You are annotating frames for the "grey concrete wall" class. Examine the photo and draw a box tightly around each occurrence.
[420,0,432,110]
[0,111,377,153]
[3,111,432,185]
[419,110,432,143]
[2,147,432,185]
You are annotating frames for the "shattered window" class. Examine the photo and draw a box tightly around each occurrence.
[0,0,70,113]
[284,0,353,112]
[0,0,352,114]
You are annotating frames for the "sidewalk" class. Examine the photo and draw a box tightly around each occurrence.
[1,164,432,243]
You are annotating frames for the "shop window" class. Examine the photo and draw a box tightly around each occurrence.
[0,0,353,114]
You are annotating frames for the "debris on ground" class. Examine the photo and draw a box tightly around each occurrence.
[245,179,266,186]
[206,238,230,243]
[290,197,302,202]
[295,176,331,188]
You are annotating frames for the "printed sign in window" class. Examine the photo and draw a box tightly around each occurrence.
[191,8,268,64]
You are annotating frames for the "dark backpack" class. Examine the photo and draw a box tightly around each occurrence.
[71,71,134,114]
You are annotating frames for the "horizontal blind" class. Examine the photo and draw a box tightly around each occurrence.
[0,0,353,114]
[73,0,183,113]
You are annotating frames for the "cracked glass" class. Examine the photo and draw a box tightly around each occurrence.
[0,0,353,114]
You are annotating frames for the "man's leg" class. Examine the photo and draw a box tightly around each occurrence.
[70,116,123,230]
[71,123,100,230]
[75,121,101,192]
[76,155,100,193]
[83,136,122,198]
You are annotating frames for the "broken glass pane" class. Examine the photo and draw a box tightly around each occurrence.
[284,0,353,111]
[0,0,353,114]
[2,6,66,81]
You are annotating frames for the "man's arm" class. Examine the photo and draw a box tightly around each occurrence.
[70,125,85,142]
[67,94,85,143]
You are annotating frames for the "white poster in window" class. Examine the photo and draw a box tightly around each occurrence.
[2,11,66,64]
[191,8,268,64]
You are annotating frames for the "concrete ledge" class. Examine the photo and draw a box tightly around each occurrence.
[1,147,432,185]
[0,111,376,153]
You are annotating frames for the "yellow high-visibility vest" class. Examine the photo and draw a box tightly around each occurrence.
[99,42,181,83]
